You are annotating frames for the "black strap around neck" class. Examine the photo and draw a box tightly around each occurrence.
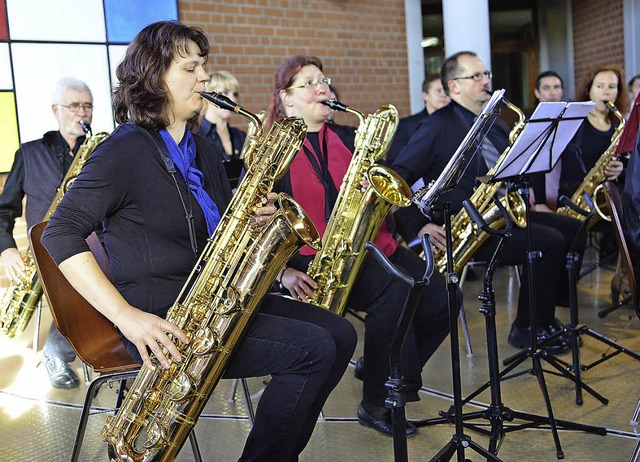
[303,131,338,222]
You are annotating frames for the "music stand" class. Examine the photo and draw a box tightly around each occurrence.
[409,91,506,462]
[485,99,603,458]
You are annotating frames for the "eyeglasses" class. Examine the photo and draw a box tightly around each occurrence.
[286,77,332,90]
[452,71,492,82]
[57,103,94,113]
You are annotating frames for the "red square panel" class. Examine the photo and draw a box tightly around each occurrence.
[0,0,7,40]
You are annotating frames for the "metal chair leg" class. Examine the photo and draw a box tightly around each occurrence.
[458,265,473,357]
[229,378,256,425]
[32,299,42,356]
[71,371,137,462]
[459,304,473,357]
[188,430,203,462]
[240,378,255,425]
[82,363,91,383]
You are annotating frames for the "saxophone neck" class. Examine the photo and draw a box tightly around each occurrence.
[503,97,526,144]
[606,101,626,151]
[322,99,365,125]
[200,91,263,135]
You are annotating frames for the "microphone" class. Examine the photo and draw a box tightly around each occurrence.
[80,119,92,136]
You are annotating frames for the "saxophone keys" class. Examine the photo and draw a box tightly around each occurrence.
[167,372,193,401]
[192,327,218,355]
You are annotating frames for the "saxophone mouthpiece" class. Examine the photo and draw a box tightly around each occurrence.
[321,99,349,112]
[80,120,92,136]
[200,91,239,113]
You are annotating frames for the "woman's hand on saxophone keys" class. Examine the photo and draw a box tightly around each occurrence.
[251,192,278,228]
[116,307,189,369]
[280,267,317,303]
[605,159,624,181]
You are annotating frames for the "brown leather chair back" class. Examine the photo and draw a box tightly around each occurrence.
[29,221,136,373]
[603,182,638,313]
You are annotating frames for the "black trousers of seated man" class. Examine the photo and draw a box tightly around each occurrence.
[348,245,455,409]
[475,211,585,328]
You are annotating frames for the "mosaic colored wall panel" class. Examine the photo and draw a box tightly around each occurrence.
[0,0,178,172]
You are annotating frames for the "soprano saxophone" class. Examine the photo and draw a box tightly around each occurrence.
[556,101,625,228]
[0,128,109,338]
[102,92,321,462]
[305,100,412,316]
[433,97,527,274]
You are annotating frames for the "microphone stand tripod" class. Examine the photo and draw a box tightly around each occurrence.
[365,236,435,462]
[541,195,640,405]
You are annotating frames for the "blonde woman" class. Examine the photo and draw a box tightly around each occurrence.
[198,71,246,162]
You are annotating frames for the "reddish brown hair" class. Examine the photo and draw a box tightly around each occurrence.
[576,63,629,122]
[266,55,324,129]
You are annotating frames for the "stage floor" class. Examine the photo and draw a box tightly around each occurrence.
[1,246,639,461]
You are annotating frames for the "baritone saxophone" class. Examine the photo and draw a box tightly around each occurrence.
[102,91,321,462]
[0,129,109,338]
[305,99,412,316]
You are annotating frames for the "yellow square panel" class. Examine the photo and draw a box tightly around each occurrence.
[0,92,19,173]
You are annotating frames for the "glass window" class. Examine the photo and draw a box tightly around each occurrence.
[104,0,178,43]
[0,92,19,172]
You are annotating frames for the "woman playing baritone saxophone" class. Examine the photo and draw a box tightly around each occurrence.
[267,55,453,437]
[531,64,629,257]
[41,21,355,462]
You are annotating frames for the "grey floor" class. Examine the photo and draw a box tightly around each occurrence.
[1,245,640,461]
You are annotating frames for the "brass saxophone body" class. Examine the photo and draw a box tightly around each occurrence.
[306,100,412,316]
[556,101,625,228]
[434,98,527,274]
[102,92,321,462]
[0,131,109,338]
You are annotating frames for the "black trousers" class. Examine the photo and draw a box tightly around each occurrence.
[123,295,356,462]
[475,211,584,327]
[348,245,452,408]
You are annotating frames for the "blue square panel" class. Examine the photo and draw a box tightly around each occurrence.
[104,0,178,43]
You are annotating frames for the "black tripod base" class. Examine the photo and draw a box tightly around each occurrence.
[429,433,503,462]
[417,406,607,461]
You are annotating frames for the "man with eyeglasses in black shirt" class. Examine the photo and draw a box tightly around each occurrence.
[391,51,583,354]
[0,77,94,388]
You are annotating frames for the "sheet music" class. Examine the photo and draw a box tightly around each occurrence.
[492,100,595,181]
[411,89,505,211]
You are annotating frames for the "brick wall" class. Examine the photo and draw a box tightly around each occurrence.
[179,0,412,123]
[0,1,410,288]
[572,0,625,97]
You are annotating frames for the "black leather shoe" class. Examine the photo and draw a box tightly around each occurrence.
[354,356,364,381]
[357,403,418,438]
[44,352,79,389]
[508,322,569,354]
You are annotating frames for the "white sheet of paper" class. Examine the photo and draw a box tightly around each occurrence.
[493,101,596,180]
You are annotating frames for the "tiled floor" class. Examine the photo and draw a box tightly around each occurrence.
[1,246,640,461]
